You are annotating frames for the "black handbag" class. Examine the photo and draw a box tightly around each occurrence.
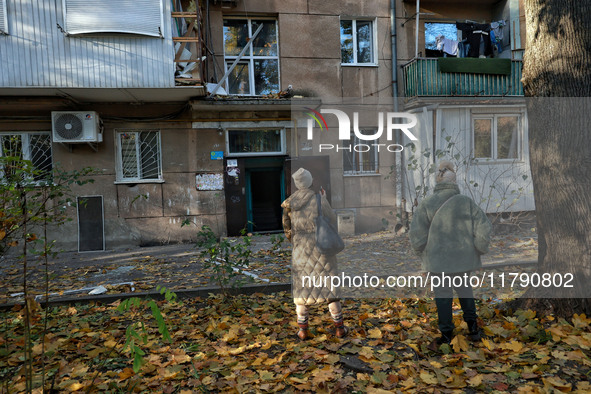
[315,194,345,256]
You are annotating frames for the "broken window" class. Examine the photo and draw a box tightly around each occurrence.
[64,0,163,37]
[0,132,53,183]
[340,19,376,65]
[343,130,379,175]
[472,114,521,160]
[223,18,279,95]
[116,130,162,182]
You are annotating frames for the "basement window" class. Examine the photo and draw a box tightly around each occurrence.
[64,0,163,37]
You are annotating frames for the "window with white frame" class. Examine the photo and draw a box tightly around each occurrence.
[472,114,521,160]
[223,18,279,95]
[226,129,285,157]
[0,132,53,182]
[64,0,163,37]
[0,0,8,34]
[343,130,379,175]
[340,19,376,65]
[116,130,162,182]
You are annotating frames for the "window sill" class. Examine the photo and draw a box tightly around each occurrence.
[341,63,379,68]
[114,179,165,185]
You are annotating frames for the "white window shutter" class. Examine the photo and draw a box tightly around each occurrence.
[64,0,163,37]
[0,0,8,34]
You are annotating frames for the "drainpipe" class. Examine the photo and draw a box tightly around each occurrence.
[415,0,420,58]
[391,0,405,229]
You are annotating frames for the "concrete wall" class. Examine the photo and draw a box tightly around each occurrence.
[402,104,534,214]
[0,102,228,251]
[207,0,393,99]
[204,0,397,234]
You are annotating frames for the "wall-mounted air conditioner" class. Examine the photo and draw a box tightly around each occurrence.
[51,111,103,143]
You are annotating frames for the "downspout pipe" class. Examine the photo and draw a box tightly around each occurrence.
[391,0,405,230]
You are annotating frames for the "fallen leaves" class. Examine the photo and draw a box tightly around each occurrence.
[4,289,591,392]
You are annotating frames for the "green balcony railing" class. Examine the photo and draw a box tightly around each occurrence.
[402,58,524,98]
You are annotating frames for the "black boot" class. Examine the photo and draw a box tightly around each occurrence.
[467,320,482,341]
[436,330,454,345]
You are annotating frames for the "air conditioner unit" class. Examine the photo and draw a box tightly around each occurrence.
[51,111,103,143]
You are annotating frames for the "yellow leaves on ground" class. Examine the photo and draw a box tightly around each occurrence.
[5,293,591,393]
[466,374,483,387]
[420,371,438,385]
[367,327,383,339]
[500,339,525,353]
[542,376,572,392]
[450,334,469,352]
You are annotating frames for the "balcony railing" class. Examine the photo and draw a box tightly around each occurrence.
[402,58,524,98]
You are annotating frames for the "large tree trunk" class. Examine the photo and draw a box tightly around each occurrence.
[515,0,591,317]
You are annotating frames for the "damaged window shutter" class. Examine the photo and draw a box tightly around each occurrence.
[64,0,163,37]
[0,0,7,34]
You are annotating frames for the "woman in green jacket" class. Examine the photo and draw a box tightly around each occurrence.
[410,161,492,345]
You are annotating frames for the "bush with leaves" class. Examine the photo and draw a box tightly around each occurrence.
[191,224,253,295]
[116,286,178,373]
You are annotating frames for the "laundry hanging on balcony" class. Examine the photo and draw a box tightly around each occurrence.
[490,20,506,53]
[456,22,494,58]
[435,35,459,57]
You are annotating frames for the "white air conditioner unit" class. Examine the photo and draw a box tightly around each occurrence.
[51,111,103,143]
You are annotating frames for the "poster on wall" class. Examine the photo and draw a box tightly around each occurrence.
[195,173,224,191]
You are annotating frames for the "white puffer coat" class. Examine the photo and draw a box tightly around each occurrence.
[282,188,341,305]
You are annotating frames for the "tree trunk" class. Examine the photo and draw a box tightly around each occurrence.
[514,0,591,317]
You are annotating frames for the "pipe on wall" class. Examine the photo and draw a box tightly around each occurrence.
[391,0,405,228]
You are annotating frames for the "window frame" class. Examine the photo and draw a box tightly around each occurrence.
[114,129,164,184]
[0,0,8,35]
[424,22,461,51]
[225,128,286,157]
[340,18,378,67]
[62,0,164,37]
[471,113,523,163]
[342,130,380,176]
[223,17,280,96]
[0,131,54,184]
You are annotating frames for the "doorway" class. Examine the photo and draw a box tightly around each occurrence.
[246,167,285,233]
[224,156,287,235]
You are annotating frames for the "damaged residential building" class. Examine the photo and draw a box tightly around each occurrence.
[0,0,532,252]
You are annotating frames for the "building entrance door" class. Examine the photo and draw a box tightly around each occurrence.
[224,156,287,235]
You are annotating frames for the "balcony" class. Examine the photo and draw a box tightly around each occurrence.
[172,10,204,86]
[402,58,524,98]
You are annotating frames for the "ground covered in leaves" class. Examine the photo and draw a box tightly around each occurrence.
[0,228,538,304]
[3,292,591,393]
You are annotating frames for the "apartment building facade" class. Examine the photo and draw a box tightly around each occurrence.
[0,0,531,251]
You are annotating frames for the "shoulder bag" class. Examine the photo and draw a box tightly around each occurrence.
[315,194,345,256]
